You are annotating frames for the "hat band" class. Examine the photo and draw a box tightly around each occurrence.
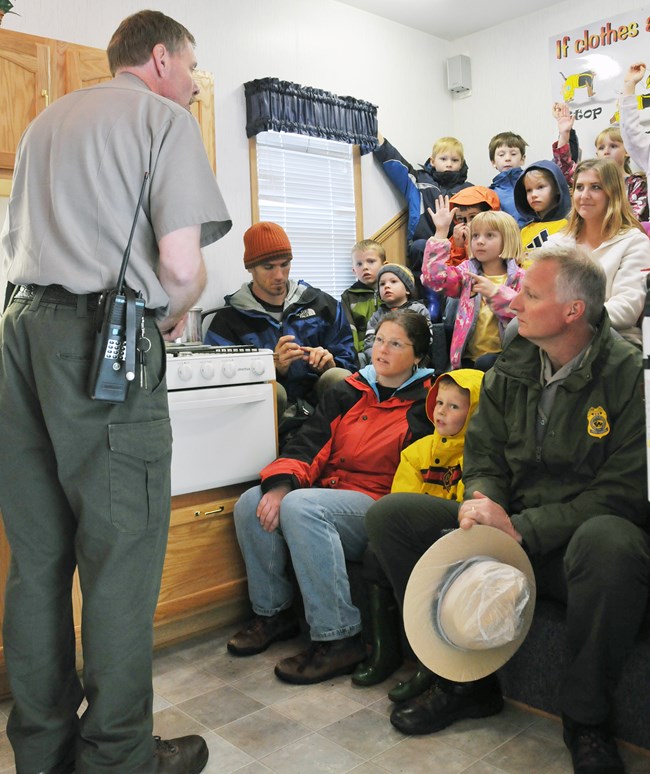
[432,555,494,652]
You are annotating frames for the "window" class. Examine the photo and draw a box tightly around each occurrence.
[252,131,362,299]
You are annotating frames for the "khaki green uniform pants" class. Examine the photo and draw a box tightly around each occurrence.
[0,295,172,774]
[366,492,650,726]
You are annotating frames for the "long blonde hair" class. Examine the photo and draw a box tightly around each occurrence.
[564,158,645,241]
[469,211,523,262]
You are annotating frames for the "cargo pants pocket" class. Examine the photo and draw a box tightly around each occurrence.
[108,418,172,533]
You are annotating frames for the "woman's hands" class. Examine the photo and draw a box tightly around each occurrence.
[257,482,292,532]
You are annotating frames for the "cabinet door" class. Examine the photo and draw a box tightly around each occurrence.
[190,70,216,173]
[155,485,250,627]
[59,41,112,94]
[0,30,51,180]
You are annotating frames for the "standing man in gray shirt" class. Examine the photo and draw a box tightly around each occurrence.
[0,11,230,774]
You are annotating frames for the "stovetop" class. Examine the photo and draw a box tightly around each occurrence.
[165,344,275,390]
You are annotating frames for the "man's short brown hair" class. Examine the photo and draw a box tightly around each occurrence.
[107,10,195,76]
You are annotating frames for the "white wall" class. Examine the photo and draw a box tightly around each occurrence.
[453,0,646,185]
[5,0,642,308]
[3,0,452,308]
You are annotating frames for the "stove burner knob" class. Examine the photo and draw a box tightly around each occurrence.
[178,363,193,381]
[200,362,215,380]
[222,360,236,378]
[251,358,266,376]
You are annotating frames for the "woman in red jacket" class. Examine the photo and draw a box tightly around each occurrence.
[227,310,434,684]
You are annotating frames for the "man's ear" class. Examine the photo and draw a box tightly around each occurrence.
[566,299,586,323]
[152,43,168,77]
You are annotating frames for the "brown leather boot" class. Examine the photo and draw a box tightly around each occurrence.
[227,609,300,656]
[274,634,366,684]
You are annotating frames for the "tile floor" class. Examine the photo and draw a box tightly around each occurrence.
[0,625,648,773]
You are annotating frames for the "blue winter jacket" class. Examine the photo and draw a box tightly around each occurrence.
[490,167,527,228]
[205,279,357,401]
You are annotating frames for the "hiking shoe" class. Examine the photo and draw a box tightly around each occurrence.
[274,634,366,684]
[563,719,625,774]
[140,735,208,773]
[390,674,503,735]
[227,610,300,656]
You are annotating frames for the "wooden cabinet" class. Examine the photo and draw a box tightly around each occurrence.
[153,483,251,645]
[0,30,52,180]
[0,482,252,698]
[0,29,217,182]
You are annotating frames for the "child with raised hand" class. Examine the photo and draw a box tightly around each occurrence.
[362,264,432,365]
[553,101,648,220]
[374,132,472,320]
[341,239,385,359]
[422,196,525,371]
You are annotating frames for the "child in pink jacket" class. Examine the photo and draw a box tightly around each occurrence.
[422,197,525,370]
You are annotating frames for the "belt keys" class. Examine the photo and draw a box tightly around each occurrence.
[137,315,152,389]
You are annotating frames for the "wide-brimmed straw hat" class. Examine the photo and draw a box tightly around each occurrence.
[403,525,536,682]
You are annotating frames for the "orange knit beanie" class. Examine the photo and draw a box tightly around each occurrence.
[243,222,293,269]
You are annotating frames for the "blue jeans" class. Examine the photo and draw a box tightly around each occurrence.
[234,485,374,640]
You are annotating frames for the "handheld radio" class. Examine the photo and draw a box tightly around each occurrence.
[87,172,149,403]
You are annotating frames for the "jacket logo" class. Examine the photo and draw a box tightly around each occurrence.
[296,308,317,319]
[587,406,610,438]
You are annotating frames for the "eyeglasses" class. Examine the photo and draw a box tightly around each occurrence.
[374,335,414,351]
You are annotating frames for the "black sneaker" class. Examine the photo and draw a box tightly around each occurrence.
[390,674,503,735]
[274,634,366,684]
[563,719,625,774]
[227,609,300,656]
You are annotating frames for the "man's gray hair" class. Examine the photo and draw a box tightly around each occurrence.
[528,246,606,326]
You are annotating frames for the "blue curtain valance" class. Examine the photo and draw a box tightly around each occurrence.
[244,77,378,155]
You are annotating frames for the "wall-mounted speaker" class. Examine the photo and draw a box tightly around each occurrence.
[446,55,471,94]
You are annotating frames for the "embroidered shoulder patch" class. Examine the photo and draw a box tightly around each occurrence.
[587,406,610,438]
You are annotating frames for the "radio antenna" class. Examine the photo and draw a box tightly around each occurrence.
[116,171,149,294]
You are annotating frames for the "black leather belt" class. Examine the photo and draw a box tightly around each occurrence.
[14,284,102,310]
[13,284,155,316]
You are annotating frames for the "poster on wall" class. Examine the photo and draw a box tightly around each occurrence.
[549,8,650,164]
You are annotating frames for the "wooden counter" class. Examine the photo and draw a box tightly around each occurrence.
[0,482,253,698]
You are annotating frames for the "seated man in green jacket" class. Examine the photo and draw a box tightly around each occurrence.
[366,245,649,774]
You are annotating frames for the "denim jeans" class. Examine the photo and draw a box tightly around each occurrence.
[234,485,374,640]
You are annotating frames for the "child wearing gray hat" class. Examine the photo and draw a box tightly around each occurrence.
[362,263,432,365]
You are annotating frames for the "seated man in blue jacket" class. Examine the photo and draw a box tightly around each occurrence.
[205,222,356,428]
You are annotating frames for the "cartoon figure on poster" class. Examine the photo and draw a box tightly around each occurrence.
[550,9,650,151]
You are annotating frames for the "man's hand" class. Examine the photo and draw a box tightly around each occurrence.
[160,313,187,342]
[302,346,335,373]
[257,483,291,532]
[274,335,307,375]
[623,62,646,96]
[458,491,522,543]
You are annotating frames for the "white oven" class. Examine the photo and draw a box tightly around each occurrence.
[166,344,277,495]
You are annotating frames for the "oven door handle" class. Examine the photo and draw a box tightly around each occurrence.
[170,392,271,410]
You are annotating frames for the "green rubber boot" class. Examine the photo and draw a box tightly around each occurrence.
[351,584,402,686]
[388,663,436,702]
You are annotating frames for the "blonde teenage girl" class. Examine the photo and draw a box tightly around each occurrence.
[422,200,525,370]
[544,157,650,346]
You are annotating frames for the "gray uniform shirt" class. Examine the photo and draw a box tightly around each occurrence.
[1,72,231,314]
